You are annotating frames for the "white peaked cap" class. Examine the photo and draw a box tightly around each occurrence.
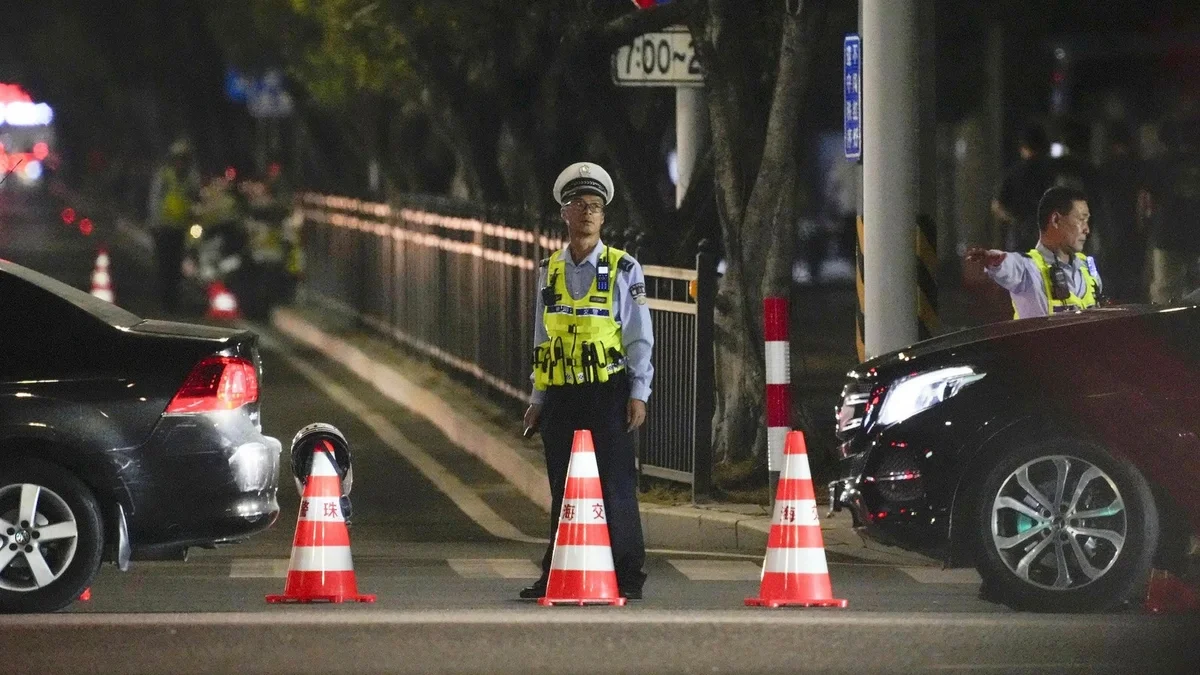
[553,162,615,206]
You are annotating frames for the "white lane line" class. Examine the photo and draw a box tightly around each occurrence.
[900,567,982,585]
[2,610,1139,628]
[447,558,541,579]
[229,559,291,578]
[256,332,543,545]
[668,560,761,581]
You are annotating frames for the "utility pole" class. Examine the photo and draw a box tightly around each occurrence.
[862,0,920,358]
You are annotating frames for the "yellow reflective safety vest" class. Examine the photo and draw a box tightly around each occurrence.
[159,167,192,227]
[533,246,629,390]
[1013,248,1099,319]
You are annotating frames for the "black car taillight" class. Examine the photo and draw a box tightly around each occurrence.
[166,356,259,414]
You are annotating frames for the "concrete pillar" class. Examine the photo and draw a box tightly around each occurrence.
[862,0,919,357]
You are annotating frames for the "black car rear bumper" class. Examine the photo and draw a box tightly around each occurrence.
[123,411,281,550]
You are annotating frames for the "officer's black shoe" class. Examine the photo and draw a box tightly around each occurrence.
[518,582,547,599]
[619,587,643,601]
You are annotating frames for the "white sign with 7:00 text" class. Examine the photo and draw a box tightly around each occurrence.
[611,26,704,87]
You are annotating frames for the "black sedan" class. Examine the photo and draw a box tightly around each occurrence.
[0,259,281,613]
[830,305,1200,612]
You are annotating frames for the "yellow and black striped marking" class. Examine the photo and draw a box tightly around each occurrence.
[856,215,865,362]
[916,214,939,340]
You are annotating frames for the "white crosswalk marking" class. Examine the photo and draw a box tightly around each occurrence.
[447,559,542,579]
[900,567,982,585]
[229,559,291,578]
[668,560,762,581]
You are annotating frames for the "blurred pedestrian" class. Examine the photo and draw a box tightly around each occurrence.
[992,123,1056,250]
[967,185,1101,319]
[520,162,653,601]
[146,139,201,311]
[1096,123,1149,302]
[1144,117,1200,304]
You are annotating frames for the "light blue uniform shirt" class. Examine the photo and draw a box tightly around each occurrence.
[986,242,1102,319]
[530,240,654,404]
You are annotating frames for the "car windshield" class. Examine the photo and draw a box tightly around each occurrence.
[0,259,142,329]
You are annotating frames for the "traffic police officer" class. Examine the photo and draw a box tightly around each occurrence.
[967,185,1103,319]
[520,162,654,600]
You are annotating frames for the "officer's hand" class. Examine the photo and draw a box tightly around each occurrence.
[627,399,647,432]
[523,404,543,435]
[965,246,1005,268]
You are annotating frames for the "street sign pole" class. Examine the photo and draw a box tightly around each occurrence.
[611,25,705,210]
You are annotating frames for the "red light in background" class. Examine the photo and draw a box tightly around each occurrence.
[224,166,237,181]
[32,142,49,160]
[79,218,93,236]
[61,208,76,224]
[268,162,281,178]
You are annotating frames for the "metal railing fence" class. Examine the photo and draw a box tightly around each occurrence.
[297,192,717,499]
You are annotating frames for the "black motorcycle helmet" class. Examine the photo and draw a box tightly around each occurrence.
[290,422,352,485]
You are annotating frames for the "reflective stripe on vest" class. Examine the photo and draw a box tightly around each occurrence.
[533,247,627,389]
[160,168,190,226]
[1012,249,1098,319]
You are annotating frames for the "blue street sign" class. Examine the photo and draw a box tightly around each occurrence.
[843,33,862,160]
[225,69,251,104]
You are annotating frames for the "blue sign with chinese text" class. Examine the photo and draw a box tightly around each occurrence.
[844,34,862,160]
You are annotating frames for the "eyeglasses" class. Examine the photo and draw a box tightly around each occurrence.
[566,201,604,214]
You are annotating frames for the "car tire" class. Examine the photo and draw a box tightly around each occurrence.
[0,458,105,613]
[972,437,1158,613]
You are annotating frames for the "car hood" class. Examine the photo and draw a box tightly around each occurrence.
[851,305,1173,381]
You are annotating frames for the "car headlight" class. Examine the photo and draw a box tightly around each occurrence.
[876,366,985,427]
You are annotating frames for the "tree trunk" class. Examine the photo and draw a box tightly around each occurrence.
[712,262,766,464]
[697,0,828,466]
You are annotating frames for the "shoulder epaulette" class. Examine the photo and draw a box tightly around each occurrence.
[617,255,635,273]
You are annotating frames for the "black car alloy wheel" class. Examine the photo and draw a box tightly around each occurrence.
[0,458,104,613]
[972,438,1159,613]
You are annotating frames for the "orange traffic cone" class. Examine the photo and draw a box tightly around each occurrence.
[746,430,847,608]
[1144,569,1200,614]
[78,587,91,601]
[90,248,114,303]
[206,281,240,320]
[267,440,375,604]
[539,430,626,607]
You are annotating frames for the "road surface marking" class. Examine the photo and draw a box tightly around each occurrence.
[668,560,761,581]
[4,610,1149,628]
[900,567,981,584]
[257,332,544,545]
[229,559,291,578]
[447,558,541,579]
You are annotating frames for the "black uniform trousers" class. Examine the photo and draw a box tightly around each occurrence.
[537,371,646,591]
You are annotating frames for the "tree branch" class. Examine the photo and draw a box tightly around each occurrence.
[596,0,696,50]
[744,0,825,243]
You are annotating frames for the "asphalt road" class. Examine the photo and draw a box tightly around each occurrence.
[1,186,1196,674]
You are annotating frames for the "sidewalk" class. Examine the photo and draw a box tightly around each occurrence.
[269,300,938,567]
